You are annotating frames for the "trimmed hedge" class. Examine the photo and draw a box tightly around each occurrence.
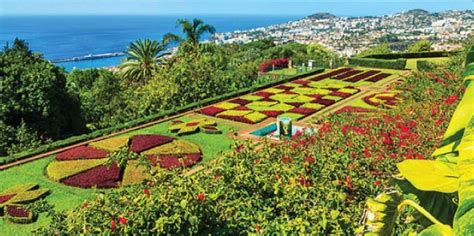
[363,51,458,59]
[465,46,474,65]
[0,68,325,165]
[348,57,407,70]
[416,60,437,72]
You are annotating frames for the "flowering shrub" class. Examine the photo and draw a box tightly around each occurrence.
[258,58,289,73]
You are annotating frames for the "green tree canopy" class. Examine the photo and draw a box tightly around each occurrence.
[0,39,86,154]
[407,40,432,53]
[164,18,216,53]
[357,43,392,57]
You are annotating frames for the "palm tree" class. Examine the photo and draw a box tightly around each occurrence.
[120,39,167,85]
[163,18,216,52]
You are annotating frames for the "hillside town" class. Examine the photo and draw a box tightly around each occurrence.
[213,9,474,56]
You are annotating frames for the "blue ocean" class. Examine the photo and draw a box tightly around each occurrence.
[0,15,303,71]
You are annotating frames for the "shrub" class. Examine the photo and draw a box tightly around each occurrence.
[259,58,289,73]
[416,60,437,72]
[348,58,407,70]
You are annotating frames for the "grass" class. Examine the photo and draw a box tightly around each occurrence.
[0,113,241,235]
[405,57,450,71]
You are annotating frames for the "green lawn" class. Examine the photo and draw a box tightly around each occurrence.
[405,57,450,71]
[0,113,241,235]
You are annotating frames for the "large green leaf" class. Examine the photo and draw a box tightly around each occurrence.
[395,179,457,226]
[364,192,403,235]
[397,160,459,193]
[418,224,453,236]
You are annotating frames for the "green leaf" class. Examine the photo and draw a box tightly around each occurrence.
[395,179,456,226]
[397,160,459,193]
[418,223,453,236]
[364,192,403,236]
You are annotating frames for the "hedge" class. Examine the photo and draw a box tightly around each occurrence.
[0,68,325,165]
[416,60,437,72]
[348,57,407,70]
[465,46,474,65]
[363,51,459,59]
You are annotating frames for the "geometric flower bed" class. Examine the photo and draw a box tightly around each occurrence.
[199,68,392,124]
[45,134,202,189]
[362,91,401,108]
[168,119,221,135]
[0,183,49,224]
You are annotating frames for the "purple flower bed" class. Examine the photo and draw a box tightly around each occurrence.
[330,91,352,98]
[274,85,293,90]
[199,106,226,116]
[129,135,174,153]
[292,80,310,85]
[6,205,30,218]
[309,67,352,81]
[366,73,391,82]
[148,153,202,170]
[61,163,121,188]
[228,98,251,106]
[333,70,363,80]
[344,70,380,82]
[56,146,109,161]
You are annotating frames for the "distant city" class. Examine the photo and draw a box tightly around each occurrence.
[213,9,474,56]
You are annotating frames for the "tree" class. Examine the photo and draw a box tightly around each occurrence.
[407,40,432,53]
[119,39,167,85]
[163,18,216,53]
[357,43,392,57]
[0,39,86,154]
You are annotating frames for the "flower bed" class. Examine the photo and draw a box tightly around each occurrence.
[45,134,203,188]
[333,70,363,80]
[4,204,34,224]
[344,70,381,82]
[55,146,109,161]
[168,119,221,136]
[0,183,49,224]
[366,73,391,82]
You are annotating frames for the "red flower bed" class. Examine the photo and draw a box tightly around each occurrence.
[274,85,293,90]
[258,58,289,73]
[286,102,303,108]
[292,80,310,86]
[344,70,380,82]
[366,73,391,82]
[283,91,298,95]
[335,106,374,114]
[253,91,274,98]
[129,135,174,153]
[307,94,323,99]
[234,106,251,111]
[56,146,109,161]
[61,163,121,188]
[0,194,16,204]
[313,98,336,106]
[330,91,352,98]
[148,153,202,170]
[6,205,30,218]
[289,107,318,115]
[199,106,225,116]
[216,114,254,124]
[260,97,277,102]
[228,98,251,106]
[333,70,363,80]
[260,110,284,117]
[363,94,399,107]
[309,67,352,81]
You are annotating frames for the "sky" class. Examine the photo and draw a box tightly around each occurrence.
[0,0,472,16]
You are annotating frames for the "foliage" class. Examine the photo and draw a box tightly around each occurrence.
[357,43,392,57]
[348,57,407,70]
[0,39,86,155]
[164,18,216,53]
[36,60,462,234]
[119,39,167,85]
[407,40,433,53]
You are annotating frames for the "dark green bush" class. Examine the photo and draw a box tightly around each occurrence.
[363,51,458,60]
[348,57,407,70]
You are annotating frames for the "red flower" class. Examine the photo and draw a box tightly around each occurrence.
[118,216,127,225]
[304,156,316,164]
[381,133,393,146]
[445,95,458,105]
[111,219,117,232]
[281,156,292,164]
[341,125,351,135]
[435,119,443,126]
[345,176,353,191]
[143,188,150,196]
[407,120,417,129]
[196,192,206,202]
[431,108,438,116]
[375,180,381,187]
[363,148,371,158]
